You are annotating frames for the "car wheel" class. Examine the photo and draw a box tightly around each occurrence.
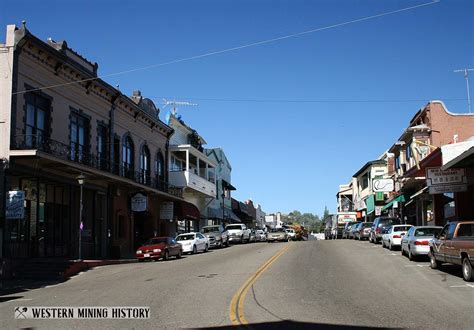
[429,251,439,269]
[193,245,197,254]
[176,250,182,259]
[462,257,474,282]
[163,250,169,261]
[204,244,209,252]
[389,241,393,251]
[408,248,415,261]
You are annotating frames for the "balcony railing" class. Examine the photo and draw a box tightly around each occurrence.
[11,134,182,198]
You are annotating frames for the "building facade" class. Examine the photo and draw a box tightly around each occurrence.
[0,24,187,277]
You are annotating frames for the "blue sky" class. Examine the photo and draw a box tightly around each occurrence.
[1,0,473,216]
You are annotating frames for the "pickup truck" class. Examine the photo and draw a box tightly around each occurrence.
[200,225,229,248]
[225,224,251,244]
[429,221,474,282]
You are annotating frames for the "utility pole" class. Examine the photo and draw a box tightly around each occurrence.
[454,68,474,113]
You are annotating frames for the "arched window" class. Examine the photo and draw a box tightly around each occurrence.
[155,151,165,180]
[122,135,134,178]
[140,145,150,184]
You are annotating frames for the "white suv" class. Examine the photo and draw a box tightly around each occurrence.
[286,228,296,241]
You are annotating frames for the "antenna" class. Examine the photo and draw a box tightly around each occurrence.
[454,68,474,113]
[162,99,198,116]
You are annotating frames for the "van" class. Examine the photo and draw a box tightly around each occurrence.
[369,217,401,244]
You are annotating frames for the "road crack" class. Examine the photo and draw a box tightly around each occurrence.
[250,284,284,321]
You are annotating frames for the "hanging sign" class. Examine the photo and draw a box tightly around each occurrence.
[131,193,147,212]
[373,179,394,192]
[426,167,468,194]
[160,202,174,220]
[6,190,25,219]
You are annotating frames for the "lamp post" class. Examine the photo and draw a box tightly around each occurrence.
[76,174,86,260]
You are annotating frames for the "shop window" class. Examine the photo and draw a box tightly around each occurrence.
[443,193,455,219]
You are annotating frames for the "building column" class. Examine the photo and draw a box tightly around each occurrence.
[186,150,189,172]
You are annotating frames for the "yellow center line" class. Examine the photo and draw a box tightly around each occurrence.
[229,244,291,326]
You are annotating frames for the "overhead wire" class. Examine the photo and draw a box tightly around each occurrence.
[12,0,440,96]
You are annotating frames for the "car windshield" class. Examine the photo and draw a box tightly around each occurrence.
[176,234,195,241]
[271,229,284,232]
[393,226,411,232]
[379,218,399,226]
[226,225,242,230]
[201,227,219,233]
[415,228,441,237]
[145,238,167,245]
[363,223,373,228]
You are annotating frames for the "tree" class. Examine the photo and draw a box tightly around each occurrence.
[323,206,330,220]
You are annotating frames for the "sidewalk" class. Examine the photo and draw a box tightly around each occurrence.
[64,258,137,277]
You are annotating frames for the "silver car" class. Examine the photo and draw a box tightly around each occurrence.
[401,226,442,261]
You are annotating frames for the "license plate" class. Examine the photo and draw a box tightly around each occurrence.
[144,253,150,257]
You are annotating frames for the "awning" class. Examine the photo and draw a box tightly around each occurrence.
[382,194,407,211]
[174,201,200,220]
[366,195,375,215]
[441,146,474,170]
[410,186,428,200]
[222,179,236,191]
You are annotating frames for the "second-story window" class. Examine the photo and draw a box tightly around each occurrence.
[25,93,49,148]
[156,152,165,181]
[122,135,134,178]
[97,125,108,170]
[70,112,89,163]
[139,145,150,184]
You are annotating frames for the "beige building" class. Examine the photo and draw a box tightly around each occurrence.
[0,23,190,277]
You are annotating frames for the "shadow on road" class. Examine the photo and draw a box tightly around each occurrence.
[201,320,394,329]
[0,278,67,300]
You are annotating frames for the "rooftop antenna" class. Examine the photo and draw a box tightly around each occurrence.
[162,99,198,116]
[454,68,474,113]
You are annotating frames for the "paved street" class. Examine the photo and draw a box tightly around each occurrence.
[1,240,473,329]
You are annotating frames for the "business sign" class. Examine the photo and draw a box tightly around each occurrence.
[6,190,25,219]
[160,202,174,220]
[131,193,147,212]
[337,213,357,224]
[372,179,394,192]
[426,167,467,194]
[375,206,382,216]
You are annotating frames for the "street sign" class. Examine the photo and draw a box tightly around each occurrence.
[6,190,25,219]
[373,179,394,192]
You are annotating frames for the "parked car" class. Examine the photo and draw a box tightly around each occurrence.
[200,225,229,248]
[401,226,442,261]
[355,222,373,240]
[286,228,297,241]
[370,217,402,244]
[342,223,355,239]
[429,221,474,281]
[176,232,209,254]
[381,225,412,250]
[348,222,361,239]
[255,229,267,242]
[136,237,182,261]
[226,224,251,244]
[267,228,288,242]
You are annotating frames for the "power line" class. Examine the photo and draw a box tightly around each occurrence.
[12,0,440,96]
[153,96,465,104]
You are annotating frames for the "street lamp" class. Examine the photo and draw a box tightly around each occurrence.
[76,173,86,260]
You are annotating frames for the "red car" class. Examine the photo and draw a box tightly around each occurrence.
[136,237,183,261]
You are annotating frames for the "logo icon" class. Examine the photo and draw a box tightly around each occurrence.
[15,307,28,319]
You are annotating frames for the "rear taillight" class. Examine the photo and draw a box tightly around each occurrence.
[415,241,429,246]
[393,235,401,238]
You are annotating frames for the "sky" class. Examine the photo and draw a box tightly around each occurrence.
[1,0,473,216]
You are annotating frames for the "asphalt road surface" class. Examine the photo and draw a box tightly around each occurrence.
[1,239,473,329]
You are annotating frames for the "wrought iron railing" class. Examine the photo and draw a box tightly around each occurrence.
[11,133,183,198]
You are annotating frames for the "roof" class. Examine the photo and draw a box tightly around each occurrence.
[441,147,474,170]
[353,160,386,178]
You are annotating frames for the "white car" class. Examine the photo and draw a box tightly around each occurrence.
[176,232,209,254]
[401,226,442,261]
[255,230,266,242]
[382,225,412,250]
[285,228,297,241]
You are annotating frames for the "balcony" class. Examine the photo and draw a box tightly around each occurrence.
[10,134,182,198]
[169,170,216,197]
